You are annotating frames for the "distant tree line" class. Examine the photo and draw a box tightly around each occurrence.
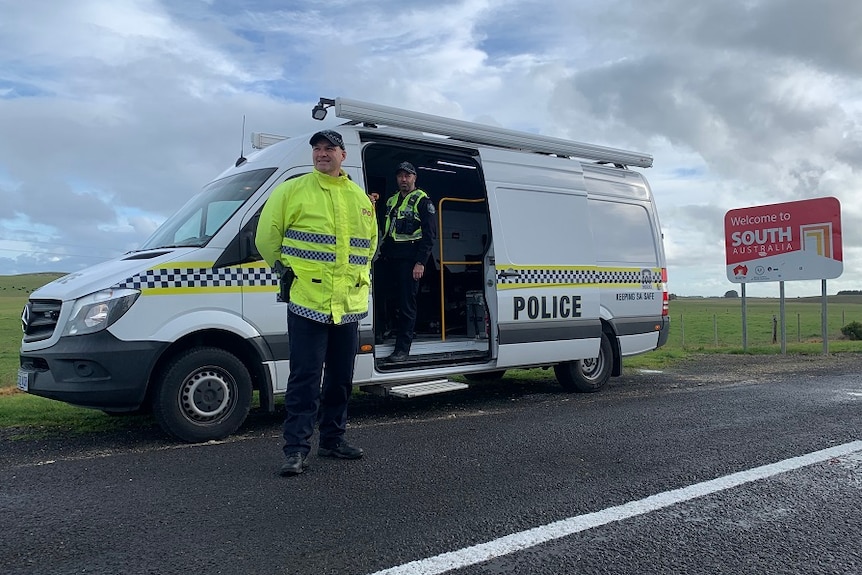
[837,290,862,296]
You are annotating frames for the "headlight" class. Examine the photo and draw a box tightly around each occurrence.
[62,289,140,336]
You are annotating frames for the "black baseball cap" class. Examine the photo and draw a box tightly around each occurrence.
[309,129,345,149]
[396,161,416,175]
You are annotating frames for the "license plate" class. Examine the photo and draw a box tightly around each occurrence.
[17,369,29,392]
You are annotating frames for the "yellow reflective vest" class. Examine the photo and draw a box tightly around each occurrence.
[255,169,377,325]
[384,188,428,242]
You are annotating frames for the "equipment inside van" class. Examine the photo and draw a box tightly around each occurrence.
[19,97,669,442]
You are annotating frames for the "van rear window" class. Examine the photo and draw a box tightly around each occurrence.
[590,200,658,265]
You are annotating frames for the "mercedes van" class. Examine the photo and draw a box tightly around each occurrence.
[19,97,669,442]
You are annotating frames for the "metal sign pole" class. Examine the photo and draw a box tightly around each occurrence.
[741,283,747,351]
[780,281,786,354]
[822,279,829,355]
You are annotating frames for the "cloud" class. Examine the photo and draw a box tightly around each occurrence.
[0,0,859,298]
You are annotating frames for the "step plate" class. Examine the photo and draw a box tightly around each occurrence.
[386,379,469,398]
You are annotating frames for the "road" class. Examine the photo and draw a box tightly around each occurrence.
[2,354,861,575]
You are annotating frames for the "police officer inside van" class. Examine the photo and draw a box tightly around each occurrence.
[379,161,437,363]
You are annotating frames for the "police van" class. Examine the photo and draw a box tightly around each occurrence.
[18,97,670,442]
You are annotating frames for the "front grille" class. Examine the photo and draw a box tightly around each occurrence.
[22,299,63,343]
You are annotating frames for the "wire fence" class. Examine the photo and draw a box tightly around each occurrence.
[667,305,862,349]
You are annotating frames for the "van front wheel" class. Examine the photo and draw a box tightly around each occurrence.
[554,332,613,393]
[153,347,252,443]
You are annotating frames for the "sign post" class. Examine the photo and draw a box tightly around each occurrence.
[724,197,842,353]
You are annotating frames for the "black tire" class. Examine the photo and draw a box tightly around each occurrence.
[152,347,252,443]
[463,370,507,383]
[554,332,613,393]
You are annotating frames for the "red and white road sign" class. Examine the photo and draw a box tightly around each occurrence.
[724,197,842,283]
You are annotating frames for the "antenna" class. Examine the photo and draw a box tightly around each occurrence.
[235,115,247,167]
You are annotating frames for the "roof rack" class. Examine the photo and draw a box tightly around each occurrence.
[328,97,653,168]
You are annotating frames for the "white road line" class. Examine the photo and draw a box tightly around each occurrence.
[365,440,862,575]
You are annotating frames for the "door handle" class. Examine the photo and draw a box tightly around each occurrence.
[499,269,521,278]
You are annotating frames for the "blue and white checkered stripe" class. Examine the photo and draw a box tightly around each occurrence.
[288,302,368,325]
[115,266,276,290]
[282,246,336,262]
[285,229,336,245]
[497,268,663,286]
[283,229,371,264]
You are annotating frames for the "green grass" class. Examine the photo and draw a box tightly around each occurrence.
[3,274,861,435]
[0,393,156,439]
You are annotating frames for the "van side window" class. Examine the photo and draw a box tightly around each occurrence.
[590,200,658,264]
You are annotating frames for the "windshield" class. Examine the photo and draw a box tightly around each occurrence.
[140,168,277,250]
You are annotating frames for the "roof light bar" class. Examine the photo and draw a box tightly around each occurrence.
[251,132,288,149]
[332,97,653,168]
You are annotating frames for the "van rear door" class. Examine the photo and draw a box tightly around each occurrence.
[479,148,601,368]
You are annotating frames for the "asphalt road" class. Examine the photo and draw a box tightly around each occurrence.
[2,354,861,575]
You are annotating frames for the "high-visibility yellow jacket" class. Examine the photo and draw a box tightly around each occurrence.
[255,169,377,325]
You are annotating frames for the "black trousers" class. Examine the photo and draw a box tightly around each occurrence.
[377,257,420,354]
[282,311,358,456]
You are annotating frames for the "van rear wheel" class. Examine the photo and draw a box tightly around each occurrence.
[554,332,613,393]
[152,347,252,443]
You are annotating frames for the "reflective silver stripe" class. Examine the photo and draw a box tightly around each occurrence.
[281,246,336,262]
[349,255,369,266]
[350,237,372,249]
[285,229,336,245]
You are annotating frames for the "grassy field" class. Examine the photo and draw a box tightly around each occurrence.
[2,272,861,435]
[666,295,862,350]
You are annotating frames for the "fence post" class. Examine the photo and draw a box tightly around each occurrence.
[772,314,777,344]
[797,313,800,342]
[680,314,685,348]
[714,314,718,347]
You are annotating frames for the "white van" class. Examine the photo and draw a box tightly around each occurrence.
[18,97,669,442]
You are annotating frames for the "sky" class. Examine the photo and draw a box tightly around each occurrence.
[1,0,860,297]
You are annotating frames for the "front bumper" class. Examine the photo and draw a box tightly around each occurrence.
[19,331,168,410]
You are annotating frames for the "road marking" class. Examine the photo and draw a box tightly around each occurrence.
[365,440,862,575]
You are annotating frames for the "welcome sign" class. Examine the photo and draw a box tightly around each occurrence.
[725,197,842,283]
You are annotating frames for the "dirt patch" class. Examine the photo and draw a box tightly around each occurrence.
[665,352,862,383]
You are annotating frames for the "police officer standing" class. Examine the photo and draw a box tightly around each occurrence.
[255,129,377,476]
[380,161,437,363]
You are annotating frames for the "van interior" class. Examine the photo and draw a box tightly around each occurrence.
[361,140,493,370]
